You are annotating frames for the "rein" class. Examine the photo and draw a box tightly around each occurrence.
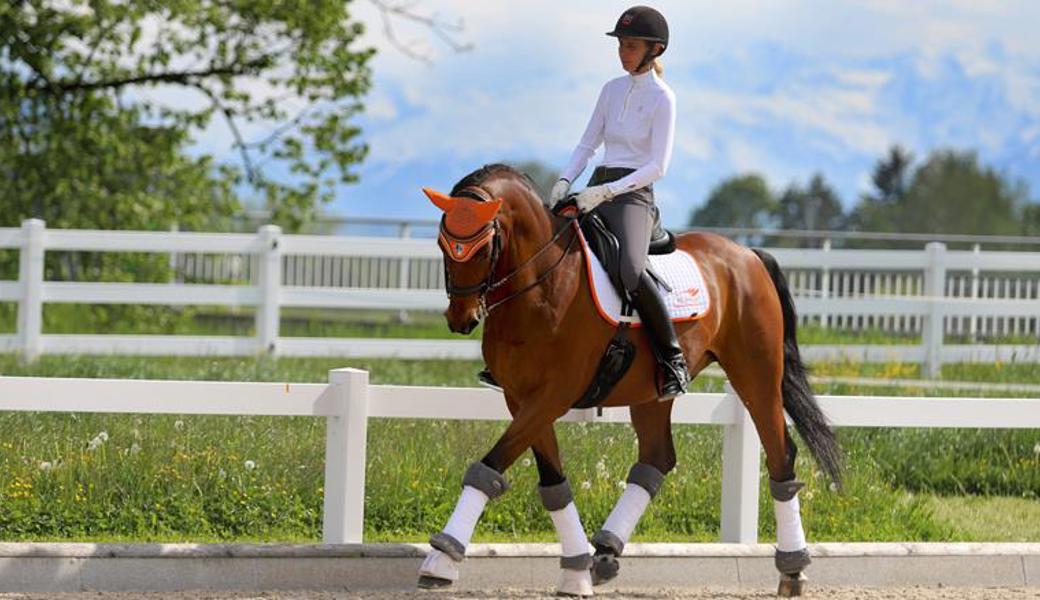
[441,200,584,319]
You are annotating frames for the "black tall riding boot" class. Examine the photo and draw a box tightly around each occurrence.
[629,271,690,400]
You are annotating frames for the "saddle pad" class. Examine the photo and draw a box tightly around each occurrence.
[577,226,710,327]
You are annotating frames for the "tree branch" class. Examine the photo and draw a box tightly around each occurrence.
[26,58,272,94]
[194,84,259,184]
[366,0,472,62]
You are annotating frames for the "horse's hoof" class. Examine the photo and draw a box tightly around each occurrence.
[417,575,454,590]
[557,567,594,597]
[777,571,808,597]
[590,552,619,586]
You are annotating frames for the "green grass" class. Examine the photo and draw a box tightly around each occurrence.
[0,354,1037,544]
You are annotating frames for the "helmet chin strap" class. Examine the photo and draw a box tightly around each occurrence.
[636,46,661,73]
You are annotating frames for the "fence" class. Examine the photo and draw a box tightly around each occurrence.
[2,219,1040,375]
[0,369,1037,544]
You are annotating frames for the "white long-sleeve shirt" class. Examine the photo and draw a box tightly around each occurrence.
[560,69,676,197]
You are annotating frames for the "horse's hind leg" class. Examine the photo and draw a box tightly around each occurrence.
[718,340,811,596]
[591,400,675,586]
[530,427,595,597]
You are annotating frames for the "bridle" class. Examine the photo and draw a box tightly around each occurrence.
[439,186,583,319]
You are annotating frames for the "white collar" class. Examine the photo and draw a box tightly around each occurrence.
[629,69,655,87]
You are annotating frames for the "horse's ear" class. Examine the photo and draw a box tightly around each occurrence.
[471,198,503,223]
[423,187,457,213]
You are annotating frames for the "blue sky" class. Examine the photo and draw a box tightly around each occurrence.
[187,1,1040,229]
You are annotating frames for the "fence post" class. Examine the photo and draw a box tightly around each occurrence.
[819,238,831,329]
[719,382,761,543]
[322,368,369,544]
[256,225,282,354]
[397,223,412,323]
[969,243,980,342]
[922,242,947,378]
[17,219,45,362]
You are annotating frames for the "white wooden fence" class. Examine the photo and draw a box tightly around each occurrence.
[2,219,1040,376]
[1,369,1037,544]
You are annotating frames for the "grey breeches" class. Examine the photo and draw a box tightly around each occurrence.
[588,167,654,294]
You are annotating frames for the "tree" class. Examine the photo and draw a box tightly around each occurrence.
[850,148,1026,235]
[689,174,776,229]
[848,145,913,232]
[509,160,560,202]
[776,173,845,232]
[1,0,376,232]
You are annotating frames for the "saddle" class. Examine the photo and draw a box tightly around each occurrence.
[579,204,676,301]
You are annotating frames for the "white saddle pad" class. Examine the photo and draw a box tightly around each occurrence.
[577,226,710,327]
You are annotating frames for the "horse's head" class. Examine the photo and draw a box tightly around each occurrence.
[424,186,504,334]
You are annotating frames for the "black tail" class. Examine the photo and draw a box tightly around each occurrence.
[752,248,844,489]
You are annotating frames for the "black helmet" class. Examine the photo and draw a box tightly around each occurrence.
[606,6,669,51]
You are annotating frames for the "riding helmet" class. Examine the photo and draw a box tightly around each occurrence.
[605,6,669,52]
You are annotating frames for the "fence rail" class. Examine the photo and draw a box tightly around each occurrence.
[1,370,1037,545]
[2,220,1040,374]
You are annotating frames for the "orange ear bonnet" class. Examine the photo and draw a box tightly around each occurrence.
[423,187,502,262]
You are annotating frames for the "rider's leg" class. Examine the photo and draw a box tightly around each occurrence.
[596,196,689,400]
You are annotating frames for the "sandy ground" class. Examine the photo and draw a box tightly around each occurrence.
[0,588,1035,599]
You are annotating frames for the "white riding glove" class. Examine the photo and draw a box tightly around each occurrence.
[575,184,614,213]
[548,178,571,206]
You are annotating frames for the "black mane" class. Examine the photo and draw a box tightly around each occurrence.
[450,163,537,198]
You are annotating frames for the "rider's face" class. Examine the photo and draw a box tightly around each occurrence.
[618,37,652,74]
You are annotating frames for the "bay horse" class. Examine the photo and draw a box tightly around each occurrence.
[417,164,842,597]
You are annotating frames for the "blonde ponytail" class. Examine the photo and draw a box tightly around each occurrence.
[653,59,663,77]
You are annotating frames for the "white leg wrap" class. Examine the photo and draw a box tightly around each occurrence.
[557,567,594,597]
[550,501,593,558]
[443,485,489,549]
[774,495,807,552]
[601,483,651,544]
[419,548,460,582]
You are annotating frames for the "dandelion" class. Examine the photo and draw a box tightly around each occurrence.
[244,460,256,470]
[596,460,606,472]
[522,458,532,468]
[130,443,141,456]
[39,461,52,472]
[617,480,627,490]
[174,420,185,431]
[581,481,592,490]
[219,468,227,479]
[1034,441,1040,457]
[97,431,109,443]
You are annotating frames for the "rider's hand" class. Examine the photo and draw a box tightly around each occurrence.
[575,184,613,213]
[547,178,571,206]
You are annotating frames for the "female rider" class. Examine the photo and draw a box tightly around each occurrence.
[553,6,689,400]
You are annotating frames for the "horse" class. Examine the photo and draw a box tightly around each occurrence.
[417,164,842,597]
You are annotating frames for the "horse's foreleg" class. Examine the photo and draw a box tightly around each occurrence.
[418,399,565,589]
[532,428,594,597]
[591,400,675,586]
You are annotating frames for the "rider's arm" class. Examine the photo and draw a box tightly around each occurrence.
[604,88,675,196]
[559,84,608,184]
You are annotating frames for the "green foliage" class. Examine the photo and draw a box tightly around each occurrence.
[509,160,560,202]
[689,173,776,228]
[776,173,845,234]
[850,147,1030,236]
[0,0,374,233]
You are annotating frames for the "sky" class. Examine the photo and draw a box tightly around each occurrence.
[186,1,1040,229]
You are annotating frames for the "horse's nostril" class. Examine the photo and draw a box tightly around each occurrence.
[466,319,479,334]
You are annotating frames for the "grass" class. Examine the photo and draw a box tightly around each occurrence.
[0,354,1037,544]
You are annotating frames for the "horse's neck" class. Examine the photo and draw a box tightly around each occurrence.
[485,212,582,338]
